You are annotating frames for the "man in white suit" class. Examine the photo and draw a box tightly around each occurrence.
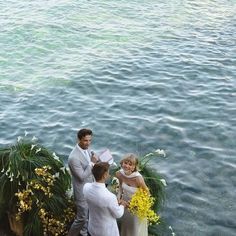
[68,128,98,236]
[83,162,126,236]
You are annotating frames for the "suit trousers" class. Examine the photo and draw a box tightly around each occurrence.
[68,199,88,236]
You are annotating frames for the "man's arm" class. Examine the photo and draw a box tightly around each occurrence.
[68,155,92,181]
[108,193,125,219]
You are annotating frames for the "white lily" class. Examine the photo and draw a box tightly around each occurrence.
[32,136,38,141]
[66,188,73,198]
[54,172,60,178]
[155,149,166,157]
[31,144,36,150]
[169,225,175,236]
[35,148,41,154]
[160,179,167,186]
[60,167,66,173]
[17,136,22,142]
[5,168,10,175]
[111,162,117,167]
[53,152,60,161]
[111,177,119,185]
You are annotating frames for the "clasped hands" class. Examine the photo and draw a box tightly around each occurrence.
[118,199,129,208]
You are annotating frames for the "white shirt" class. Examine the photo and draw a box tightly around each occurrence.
[77,144,95,167]
[83,182,124,236]
[77,145,90,161]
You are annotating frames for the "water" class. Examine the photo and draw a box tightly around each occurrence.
[1,0,236,235]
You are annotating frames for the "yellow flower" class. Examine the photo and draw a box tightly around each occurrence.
[129,188,160,225]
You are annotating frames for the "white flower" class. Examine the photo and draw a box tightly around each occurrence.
[111,177,119,185]
[31,144,36,150]
[60,167,66,173]
[154,149,166,157]
[1,168,4,173]
[9,173,14,181]
[16,171,20,178]
[35,148,41,153]
[66,188,73,198]
[52,152,60,161]
[169,225,175,235]
[17,136,22,142]
[5,168,10,175]
[24,130,28,136]
[111,162,117,167]
[160,179,167,186]
[53,172,60,178]
[32,136,38,141]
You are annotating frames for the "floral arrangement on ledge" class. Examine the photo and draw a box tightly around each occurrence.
[0,138,75,236]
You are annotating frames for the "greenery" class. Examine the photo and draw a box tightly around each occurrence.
[0,139,75,236]
[139,151,166,212]
[139,151,167,236]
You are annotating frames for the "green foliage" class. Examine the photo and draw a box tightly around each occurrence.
[139,151,166,211]
[0,140,74,236]
[139,151,167,236]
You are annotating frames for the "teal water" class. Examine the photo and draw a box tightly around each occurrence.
[1,0,236,235]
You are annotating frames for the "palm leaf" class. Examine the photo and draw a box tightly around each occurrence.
[0,140,73,235]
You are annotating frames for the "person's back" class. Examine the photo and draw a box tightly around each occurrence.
[84,182,123,236]
[83,162,125,236]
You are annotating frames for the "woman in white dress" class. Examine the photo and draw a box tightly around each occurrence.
[116,154,148,236]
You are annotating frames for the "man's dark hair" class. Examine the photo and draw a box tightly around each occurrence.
[77,128,93,140]
[92,162,110,181]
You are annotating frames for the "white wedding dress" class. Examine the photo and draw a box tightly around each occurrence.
[120,182,148,236]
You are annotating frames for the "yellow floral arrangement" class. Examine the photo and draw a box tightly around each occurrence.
[129,188,160,225]
[0,139,75,236]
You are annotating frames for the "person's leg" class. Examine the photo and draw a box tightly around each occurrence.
[68,200,88,236]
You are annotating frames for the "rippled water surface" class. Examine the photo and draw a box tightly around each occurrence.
[1,0,236,235]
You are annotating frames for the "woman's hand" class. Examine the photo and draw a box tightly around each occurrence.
[118,199,129,208]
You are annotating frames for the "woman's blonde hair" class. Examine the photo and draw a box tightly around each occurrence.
[120,153,139,172]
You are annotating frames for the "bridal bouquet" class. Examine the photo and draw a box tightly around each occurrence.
[129,188,160,225]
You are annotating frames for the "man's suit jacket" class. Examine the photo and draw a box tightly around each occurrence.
[83,182,124,236]
[68,145,94,202]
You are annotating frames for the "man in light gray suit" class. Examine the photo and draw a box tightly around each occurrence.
[68,128,98,236]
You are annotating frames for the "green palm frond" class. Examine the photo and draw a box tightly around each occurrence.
[0,139,74,235]
[140,167,165,211]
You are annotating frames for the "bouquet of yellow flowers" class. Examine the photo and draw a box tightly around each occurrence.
[129,188,160,225]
